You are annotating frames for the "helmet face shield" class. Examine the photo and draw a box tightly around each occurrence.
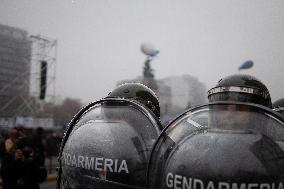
[58,99,162,189]
[147,102,284,189]
[208,90,271,108]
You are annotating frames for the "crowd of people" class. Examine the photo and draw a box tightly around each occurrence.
[0,126,62,189]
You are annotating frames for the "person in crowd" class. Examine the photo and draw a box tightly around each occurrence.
[32,127,46,167]
[0,127,47,189]
[4,128,18,154]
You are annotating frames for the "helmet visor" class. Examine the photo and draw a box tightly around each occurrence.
[208,92,271,107]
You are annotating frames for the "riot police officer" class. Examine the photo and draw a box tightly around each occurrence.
[147,74,284,189]
[206,74,274,129]
[147,102,284,189]
[57,83,162,189]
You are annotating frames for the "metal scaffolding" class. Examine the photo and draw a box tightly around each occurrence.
[30,35,57,103]
[0,34,57,117]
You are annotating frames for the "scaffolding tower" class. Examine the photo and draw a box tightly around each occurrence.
[30,35,57,103]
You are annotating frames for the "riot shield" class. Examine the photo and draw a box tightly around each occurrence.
[57,98,162,189]
[147,102,284,189]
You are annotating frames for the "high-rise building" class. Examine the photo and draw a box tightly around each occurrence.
[0,24,31,96]
[0,24,32,116]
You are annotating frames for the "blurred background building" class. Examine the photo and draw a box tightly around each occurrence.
[117,74,207,124]
[0,24,207,129]
[0,24,57,130]
[0,24,31,96]
[0,24,32,116]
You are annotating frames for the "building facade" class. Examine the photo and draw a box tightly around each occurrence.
[0,24,32,116]
[116,74,207,124]
[0,24,31,96]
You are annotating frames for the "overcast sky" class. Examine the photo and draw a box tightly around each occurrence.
[0,0,283,104]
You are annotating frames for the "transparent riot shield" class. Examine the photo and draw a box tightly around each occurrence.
[147,102,284,189]
[57,98,162,189]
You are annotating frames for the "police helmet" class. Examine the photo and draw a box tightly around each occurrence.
[57,97,162,189]
[107,83,160,119]
[273,98,284,115]
[147,102,284,189]
[208,74,272,108]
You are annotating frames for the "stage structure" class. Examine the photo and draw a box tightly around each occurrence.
[29,35,57,103]
[0,34,57,117]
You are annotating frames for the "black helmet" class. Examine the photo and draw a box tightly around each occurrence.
[107,83,160,119]
[147,102,284,189]
[273,98,284,115]
[208,74,272,108]
[273,98,284,109]
[57,98,162,189]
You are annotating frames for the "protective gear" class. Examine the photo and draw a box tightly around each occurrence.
[147,102,284,189]
[57,97,162,189]
[273,98,284,115]
[208,74,272,108]
[273,98,284,108]
[107,83,160,119]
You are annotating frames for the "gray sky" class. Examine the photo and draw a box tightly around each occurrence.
[0,0,283,104]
